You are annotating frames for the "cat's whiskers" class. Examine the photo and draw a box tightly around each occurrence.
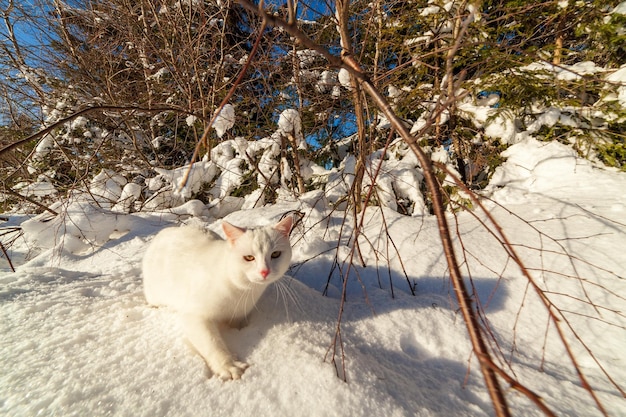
[275,283,291,323]
[250,284,265,316]
[230,283,255,324]
[274,277,303,323]
[281,276,304,311]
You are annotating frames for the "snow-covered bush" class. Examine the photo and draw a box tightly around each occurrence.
[20,199,133,256]
[2,0,626,216]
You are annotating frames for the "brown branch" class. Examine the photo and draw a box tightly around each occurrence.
[178,18,268,190]
[233,1,511,415]
[345,35,514,417]
[2,187,58,216]
[0,240,15,272]
[285,133,306,195]
[438,162,620,414]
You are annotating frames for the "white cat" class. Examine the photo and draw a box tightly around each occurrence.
[142,216,294,380]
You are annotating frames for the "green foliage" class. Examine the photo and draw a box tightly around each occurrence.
[598,143,626,172]
[598,141,626,171]
[578,4,626,66]
[597,120,626,170]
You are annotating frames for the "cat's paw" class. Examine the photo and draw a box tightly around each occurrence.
[214,360,249,380]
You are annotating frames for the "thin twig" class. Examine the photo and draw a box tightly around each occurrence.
[439,162,621,414]
[2,187,58,216]
[0,240,15,272]
[234,2,512,415]
[178,19,268,190]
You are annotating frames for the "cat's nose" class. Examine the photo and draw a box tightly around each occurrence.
[260,269,270,279]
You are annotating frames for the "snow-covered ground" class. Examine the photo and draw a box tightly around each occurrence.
[1,138,625,416]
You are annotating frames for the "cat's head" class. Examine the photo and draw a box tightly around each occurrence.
[222,216,294,284]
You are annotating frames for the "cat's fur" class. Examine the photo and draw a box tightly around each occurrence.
[142,216,294,380]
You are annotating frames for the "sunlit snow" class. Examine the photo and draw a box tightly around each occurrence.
[2,137,625,416]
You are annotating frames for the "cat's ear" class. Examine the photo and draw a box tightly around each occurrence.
[273,216,294,238]
[222,221,246,244]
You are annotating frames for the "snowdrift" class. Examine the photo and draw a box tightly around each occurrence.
[2,138,626,416]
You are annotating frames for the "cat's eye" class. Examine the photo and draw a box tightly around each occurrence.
[271,251,281,259]
[243,255,255,262]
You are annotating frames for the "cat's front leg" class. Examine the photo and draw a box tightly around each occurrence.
[182,314,249,380]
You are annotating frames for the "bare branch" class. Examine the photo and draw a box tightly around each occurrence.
[234,1,512,415]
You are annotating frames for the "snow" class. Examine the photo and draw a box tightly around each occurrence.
[295,49,321,68]
[89,169,127,207]
[212,104,236,138]
[2,134,626,416]
[185,114,198,127]
[316,70,336,94]
[518,61,606,82]
[153,159,219,201]
[420,5,441,16]
[112,183,143,213]
[31,133,55,162]
[613,1,626,14]
[277,109,306,150]
[338,68,352,90]
[69,115,89,131]
[606,65,626,107]
[11,180,57,200]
